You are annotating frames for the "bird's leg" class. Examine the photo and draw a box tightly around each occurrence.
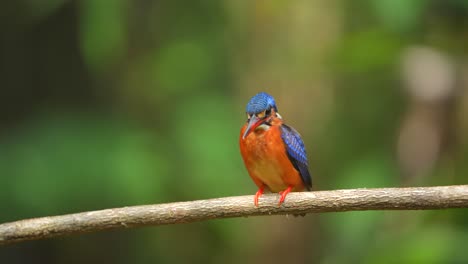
[254,186,265,207]
[278,185,293,205]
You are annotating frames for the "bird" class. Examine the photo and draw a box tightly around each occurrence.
[239,92,312,206]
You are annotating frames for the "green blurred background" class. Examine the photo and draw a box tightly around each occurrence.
[1,0,468,263]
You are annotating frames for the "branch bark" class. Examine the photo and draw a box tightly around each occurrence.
[1,185,468,246]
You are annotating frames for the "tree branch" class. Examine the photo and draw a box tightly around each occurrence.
[1,185,468,246]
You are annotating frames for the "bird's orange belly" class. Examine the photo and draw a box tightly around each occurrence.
[249,157,289,192]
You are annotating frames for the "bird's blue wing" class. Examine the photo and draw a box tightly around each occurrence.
[280,124,312,190]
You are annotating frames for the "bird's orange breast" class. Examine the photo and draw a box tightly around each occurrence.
[239,124,305,192]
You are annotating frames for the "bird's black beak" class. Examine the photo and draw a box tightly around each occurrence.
[242,115,263,139]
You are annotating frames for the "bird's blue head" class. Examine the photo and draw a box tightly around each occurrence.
[245,92,278,115]
[242,92,279,139]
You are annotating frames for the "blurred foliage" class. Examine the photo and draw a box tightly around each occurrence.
[1,0,468,263]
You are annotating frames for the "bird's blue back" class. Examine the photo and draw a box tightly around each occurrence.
[280,124,312,189]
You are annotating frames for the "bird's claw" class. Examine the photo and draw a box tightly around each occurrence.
[278,186,293,206]
[254,187,265,207]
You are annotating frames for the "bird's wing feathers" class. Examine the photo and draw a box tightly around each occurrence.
[280,124,312,190]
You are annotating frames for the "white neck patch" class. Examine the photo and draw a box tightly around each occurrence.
[255,124,271,131]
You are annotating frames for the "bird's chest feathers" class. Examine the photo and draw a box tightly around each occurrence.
[243,127,287,184]
[245,126,275,159]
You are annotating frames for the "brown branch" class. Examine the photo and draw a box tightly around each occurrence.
[1,185,468,246]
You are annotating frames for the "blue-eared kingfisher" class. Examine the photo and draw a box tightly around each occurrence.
[240,92,312,206]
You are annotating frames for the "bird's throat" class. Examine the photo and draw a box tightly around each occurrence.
[255,124,270,131]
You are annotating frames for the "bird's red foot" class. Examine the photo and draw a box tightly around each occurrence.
[254,187,265,207]
[278,186,293,206]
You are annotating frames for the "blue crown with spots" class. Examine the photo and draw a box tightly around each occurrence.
[245,92,278,114]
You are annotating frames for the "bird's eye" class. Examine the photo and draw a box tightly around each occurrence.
[256,108,272,119]
[256,110,266,119]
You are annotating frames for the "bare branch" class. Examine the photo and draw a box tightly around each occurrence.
[1,185,468,246]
